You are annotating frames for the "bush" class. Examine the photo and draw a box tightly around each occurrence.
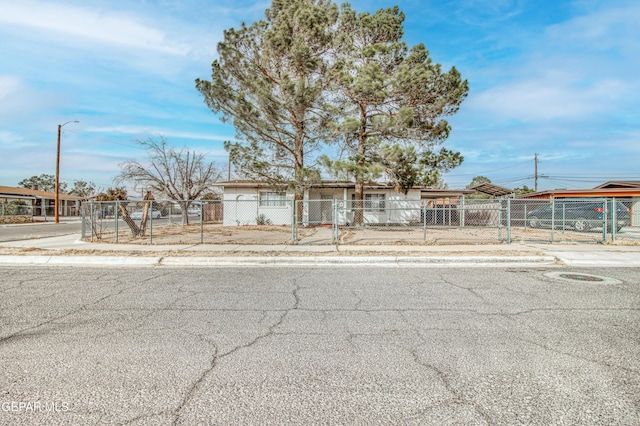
[256,214,272,225]
[1,201,31,216]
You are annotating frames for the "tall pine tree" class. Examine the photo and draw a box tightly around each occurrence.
[323,5,468,223]
[196,0,338,202]
[198,1,468,225]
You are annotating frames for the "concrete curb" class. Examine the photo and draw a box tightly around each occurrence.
[0,255,161,266]
[0,255,557,267]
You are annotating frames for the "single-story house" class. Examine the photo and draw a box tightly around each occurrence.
[516,181,640,226]
[218,180,476,226]
[0,185,84,218]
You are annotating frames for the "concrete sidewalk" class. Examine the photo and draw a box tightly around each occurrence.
[1,233,640,267]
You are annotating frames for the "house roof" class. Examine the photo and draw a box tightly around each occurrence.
[0,186,85,200]
[421,188,476,197]
[517,187,640,199]
[593,180,640,189]
[218,180,414,190]
[218,180,475,196]
[467,182,514,197]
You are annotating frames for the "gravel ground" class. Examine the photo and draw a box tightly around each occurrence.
[83,223,620,246]
[0,246,546,257]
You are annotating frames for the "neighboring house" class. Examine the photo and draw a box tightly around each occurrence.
[218,180,475,226]
[517,181,640,226]
[0,185,85,217]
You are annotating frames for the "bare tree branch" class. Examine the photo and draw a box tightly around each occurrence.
[116,137,224,224]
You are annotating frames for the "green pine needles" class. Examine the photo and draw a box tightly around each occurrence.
[196,0,468,213]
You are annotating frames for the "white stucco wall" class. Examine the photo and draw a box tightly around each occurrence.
[223,185,423,226]
[305,187,422,225]
[222,186,293,226]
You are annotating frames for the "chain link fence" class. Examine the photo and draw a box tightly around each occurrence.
[1,202,33,216]
[82,197,634,245]
[508,198,631,243]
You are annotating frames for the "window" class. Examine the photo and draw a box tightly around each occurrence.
[365,194,386,211]
[350,193,386,211]
[259,191,286,207]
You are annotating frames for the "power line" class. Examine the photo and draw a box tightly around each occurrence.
[445,159,533,177]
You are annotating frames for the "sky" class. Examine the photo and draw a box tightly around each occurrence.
[1,0,638,193]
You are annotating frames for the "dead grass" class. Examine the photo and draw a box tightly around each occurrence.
[81,223,625,247]
[0,246,547,258]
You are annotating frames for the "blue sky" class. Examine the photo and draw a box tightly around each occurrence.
[1,0,638,192]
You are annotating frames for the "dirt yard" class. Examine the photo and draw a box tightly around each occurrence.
[84,223,614,246]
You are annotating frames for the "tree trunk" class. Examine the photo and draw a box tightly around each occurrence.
[118,203,141,237]
[138,192,154,237]
[295,191,304,225]
[353,103,367,226]
[354,181,364,225]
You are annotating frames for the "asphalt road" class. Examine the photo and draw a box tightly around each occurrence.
[0,222,83,242]
[1,266,638,425]
[0,215,197,242]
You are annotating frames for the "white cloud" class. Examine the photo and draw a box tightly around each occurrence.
[0,1,190,55]
[0,76,61,123]
[85,125,236,142]
[545,4,640,53]
[464,2,640,123]
[468,76,627,121]
[453,0,524,25]
[0,75,21,100]
[0,131,27,147]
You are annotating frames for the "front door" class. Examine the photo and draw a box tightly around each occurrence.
[320,194,333,224]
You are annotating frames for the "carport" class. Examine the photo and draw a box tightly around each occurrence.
[517,181,640,227]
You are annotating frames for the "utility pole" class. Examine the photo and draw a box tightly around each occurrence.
[534,153,538,192]
[55,124,61,223]
[55,120,79,223]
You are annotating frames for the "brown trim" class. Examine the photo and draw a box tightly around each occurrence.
[0,186,84,201]
[518,188,640,199]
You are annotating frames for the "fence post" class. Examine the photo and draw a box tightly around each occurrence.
[91,202,95,242]
[115,200,119,243]
[611,198,616,242]
[507,198,511,244]
[291,200,296,243]
[423,202,427,241]
[562,204,566,232]
[333,201,339,245]
[149,200,153,245]
[524,204,527,229]
[200,201,204,244]
[81,202,86,238]
[601,199,607,243]
[551,199,555,243]
[498,205,502,241]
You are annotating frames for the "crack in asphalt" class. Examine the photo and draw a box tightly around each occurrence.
[439,274,487,303]
[409,342,494,425]
[122,411,175,425]
[0,271,176,344]
[171,310,288,426]
[505,307,640,316]
[171,274,308,425]
[515,336,640,376]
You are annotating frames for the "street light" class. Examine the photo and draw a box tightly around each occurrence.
[55,120,79,223]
